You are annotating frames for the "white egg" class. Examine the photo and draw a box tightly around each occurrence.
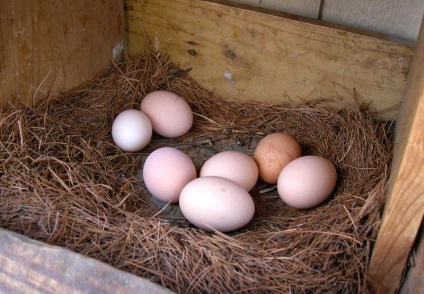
[179,176,255,232]
[112,109,152,152]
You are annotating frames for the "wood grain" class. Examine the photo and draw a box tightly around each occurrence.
[228,0,321,18]
[0,0,125,108]
[0,228,173,294]
[368,16,424,294]
[124,0,413,120]
[322,0,424,41]
[399,224,424,294]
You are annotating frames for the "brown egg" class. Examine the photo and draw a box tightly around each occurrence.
[253,133,301,184]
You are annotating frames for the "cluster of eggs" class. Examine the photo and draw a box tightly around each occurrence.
[111,90,193,151]
[253,133,338,210]
[111,91,338,233]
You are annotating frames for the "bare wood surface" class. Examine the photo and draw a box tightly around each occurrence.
[124,0,414,120]
[0,228,173,294]
[399,224,424,294]
[0,0,125,108]
[368,17,424,293]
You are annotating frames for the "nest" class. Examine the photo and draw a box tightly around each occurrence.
[0,51,393,293]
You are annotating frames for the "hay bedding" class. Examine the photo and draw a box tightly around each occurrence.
[0,51,392,293]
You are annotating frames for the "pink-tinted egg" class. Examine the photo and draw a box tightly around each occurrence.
[143,147,196,203]
[199,151,258,191]
[277,155,337,209]
[141,91,193,138]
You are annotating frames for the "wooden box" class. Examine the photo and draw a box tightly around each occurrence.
[1,1,423,293]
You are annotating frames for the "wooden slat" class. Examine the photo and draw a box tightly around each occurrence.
[399,224,424,294]
[228,0,321,18]
[0,0,125,108]
[0,228,173,294]
[368,17,424,293]
[322,0,424,42]
[124,0,414,120]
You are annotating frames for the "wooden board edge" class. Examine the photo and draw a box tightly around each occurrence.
[202,0,416,46]
[399,221,424,294]
[367,16,424,293]
[0,228,173,294]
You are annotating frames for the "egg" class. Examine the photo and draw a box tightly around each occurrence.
[277,155,337,209]
[140,90,193,138]
[143,147,197,203]
[199,151,258,191]
[179,176,255,232]
[253,133,301,184]
[111,109,152,152]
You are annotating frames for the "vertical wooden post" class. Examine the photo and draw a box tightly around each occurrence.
[368,16,424,293]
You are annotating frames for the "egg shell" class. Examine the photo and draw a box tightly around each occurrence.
[277,155,337,209]
[253,133,301,184]
[140,91,193,138]
[179,176,255,232]
[199,151,258,191]
[143,147,197,203]
[111,109,152,152]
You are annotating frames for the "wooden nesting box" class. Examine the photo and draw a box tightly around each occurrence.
[1,0,423,293]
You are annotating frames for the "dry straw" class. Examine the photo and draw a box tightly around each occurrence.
[0,51,393,293]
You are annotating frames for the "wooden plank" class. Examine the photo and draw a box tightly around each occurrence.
[124,0,414,120]
[368,16,424,294]
[399,224,424,294]
[0,228,173,294]
[0,0,125,108]
[322,0,424,41]
[228,0,321,18]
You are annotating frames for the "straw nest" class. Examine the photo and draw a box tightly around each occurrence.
[0,51,393,293]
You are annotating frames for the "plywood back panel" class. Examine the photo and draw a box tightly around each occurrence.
[0,0,124,108]
[125,0,414,120]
